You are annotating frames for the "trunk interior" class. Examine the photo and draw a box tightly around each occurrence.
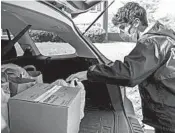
[2,55,112,108]
[2,55,117,132]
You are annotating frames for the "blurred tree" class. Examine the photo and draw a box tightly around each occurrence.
[155,0,175,31]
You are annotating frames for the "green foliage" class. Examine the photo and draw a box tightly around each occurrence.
[29,28,106,43]
[29,30,65,42]
[84,28,106,43]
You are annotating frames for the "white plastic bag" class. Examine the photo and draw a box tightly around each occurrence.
[1,115,7,131]
[53,79,86,120]
[69,79,85,120]
[1,88,10,132]
[1,73,10,131]
[77,81,86,119]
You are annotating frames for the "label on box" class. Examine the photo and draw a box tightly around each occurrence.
[34,85,61,102]
[39,87,76,107]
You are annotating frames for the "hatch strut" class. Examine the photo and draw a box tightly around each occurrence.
[6,29,11,41]
[83,0,115,35]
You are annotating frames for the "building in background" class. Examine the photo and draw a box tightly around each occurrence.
[72,0,124,40]
[73,2,104,32]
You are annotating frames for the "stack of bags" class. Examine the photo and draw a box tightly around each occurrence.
[1,63,43,132]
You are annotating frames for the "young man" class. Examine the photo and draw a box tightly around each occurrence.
[66,2,175,132]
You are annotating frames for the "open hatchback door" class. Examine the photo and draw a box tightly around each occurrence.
[1,1,144,133]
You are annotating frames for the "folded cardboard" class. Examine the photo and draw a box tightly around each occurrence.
[9,83,81,133]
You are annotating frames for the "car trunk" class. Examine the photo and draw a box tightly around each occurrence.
[2,55,144,133]
[2,55,117,132]
[1,1,144,132]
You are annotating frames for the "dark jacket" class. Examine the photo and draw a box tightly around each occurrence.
[87,21,175,132]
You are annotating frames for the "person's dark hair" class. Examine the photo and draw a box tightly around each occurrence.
[112,2,148,27]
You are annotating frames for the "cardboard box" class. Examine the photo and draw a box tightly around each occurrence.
[9,83,81,133]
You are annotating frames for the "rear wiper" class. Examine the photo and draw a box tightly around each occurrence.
[82,0,115,35]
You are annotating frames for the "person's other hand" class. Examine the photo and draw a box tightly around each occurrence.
[66,71,88,82]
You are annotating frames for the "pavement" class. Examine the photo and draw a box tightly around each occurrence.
[94,42,136,62]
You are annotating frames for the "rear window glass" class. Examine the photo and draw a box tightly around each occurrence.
[29,30,76,56]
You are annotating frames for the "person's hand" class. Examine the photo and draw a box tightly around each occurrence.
[66,71,88,82]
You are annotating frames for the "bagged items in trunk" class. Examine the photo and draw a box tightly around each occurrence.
[9,77,36,97]
[23,65,43,83]
[69,80,85,119]
[52,79,86,120]
[1,73,10,95]
[1,64,36,132]
[1,115,9,133]
[1,63,30,79]
[2,64,36,97]
[77,82,86,119]
[1,72,10,131]
[1,88,10,133]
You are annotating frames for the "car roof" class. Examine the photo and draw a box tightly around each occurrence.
[1,1,98,58]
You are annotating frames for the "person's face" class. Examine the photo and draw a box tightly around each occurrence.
[117,19,142,43]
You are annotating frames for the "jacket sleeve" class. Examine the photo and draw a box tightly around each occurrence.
[87,38,163,87]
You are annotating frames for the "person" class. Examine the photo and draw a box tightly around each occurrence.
[66,2,175,133]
